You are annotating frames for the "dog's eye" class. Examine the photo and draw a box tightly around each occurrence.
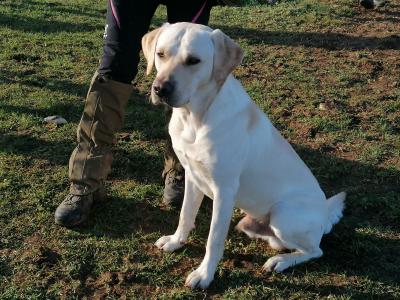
[186,57,201,66]
[157,52,165,58]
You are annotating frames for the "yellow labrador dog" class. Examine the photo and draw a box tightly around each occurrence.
[142,22,346,289]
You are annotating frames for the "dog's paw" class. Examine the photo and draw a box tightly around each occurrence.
[262,255,290,273]
[154,235,186,252]
[185,265,214,289]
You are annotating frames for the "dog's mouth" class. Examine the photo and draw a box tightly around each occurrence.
[151,91,172,106]
[149,89,168,105]
[150,90,165,106]
[151,91,187,108]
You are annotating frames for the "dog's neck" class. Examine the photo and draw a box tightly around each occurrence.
[173,82,219,129]
[169,75,250,146]
[172,75,246,130]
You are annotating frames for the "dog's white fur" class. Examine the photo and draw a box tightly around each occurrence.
[142,22,345,289]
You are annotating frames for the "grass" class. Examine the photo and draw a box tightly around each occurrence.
[1,0,400,298]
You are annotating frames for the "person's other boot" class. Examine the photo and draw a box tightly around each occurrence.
[55,73,132,227]
[162,107,185,206]
[163,168,185,206]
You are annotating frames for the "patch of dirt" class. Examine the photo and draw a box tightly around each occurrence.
[222,257,255,270]
[9,234,63,292]
[18,235,61,268]
[0,248,13,257]
[131,201,179,235]
[84,271,137,299]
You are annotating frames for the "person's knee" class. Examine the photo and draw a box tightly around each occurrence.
[99,50,140,84]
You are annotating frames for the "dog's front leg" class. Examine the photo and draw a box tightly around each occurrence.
[185,190,236,289]
[155,172,204,252]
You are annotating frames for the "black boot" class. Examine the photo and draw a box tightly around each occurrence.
[163,169,184,206]
[54,186,105,227]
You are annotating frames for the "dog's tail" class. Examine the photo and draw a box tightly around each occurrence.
[324,192,346,234]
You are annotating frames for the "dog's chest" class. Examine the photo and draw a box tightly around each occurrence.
[171,129,215,198]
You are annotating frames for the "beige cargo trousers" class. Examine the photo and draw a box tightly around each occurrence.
[68,73,182,196]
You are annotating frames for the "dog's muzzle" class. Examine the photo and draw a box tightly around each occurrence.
[152,79,175,105]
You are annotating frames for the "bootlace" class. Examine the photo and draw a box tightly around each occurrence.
[165,170,184,185]
[64,194,86,205]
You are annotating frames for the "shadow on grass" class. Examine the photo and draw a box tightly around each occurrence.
[350,3,400,26]
[0,103,84,124]
[0,91,167,184]
[72,144,400,293]
[0,12,99,33]
[0,69,89,98]
[1,0,162,34]
[2,0,105,19]
[77,198,178,238]
[375,4,400,18]
[0,132,164,185]
[0,133,75,166]
[214,25,400,50]
[210,265,399,298]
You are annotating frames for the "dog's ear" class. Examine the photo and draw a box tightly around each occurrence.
[211,29,244,85]
[141,24,169,75]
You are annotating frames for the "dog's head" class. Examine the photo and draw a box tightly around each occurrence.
[142,22,243,107]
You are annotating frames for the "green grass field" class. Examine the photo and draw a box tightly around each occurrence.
[1,0,399,298]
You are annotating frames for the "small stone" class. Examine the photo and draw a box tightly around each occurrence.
[318,103,328,111]
[119,132,131,141]
[43,115,67,125]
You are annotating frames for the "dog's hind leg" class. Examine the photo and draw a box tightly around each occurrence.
[262,201,325,273]
[262,247,323,273]
[235,214,286,250]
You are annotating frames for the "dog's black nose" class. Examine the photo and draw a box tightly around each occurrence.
[153,80,174,98]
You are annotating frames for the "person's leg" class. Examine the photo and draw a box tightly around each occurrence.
[166,0,213,24]
[98,1,159,83]
[162,0,214,205]
[55,0,159,227]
